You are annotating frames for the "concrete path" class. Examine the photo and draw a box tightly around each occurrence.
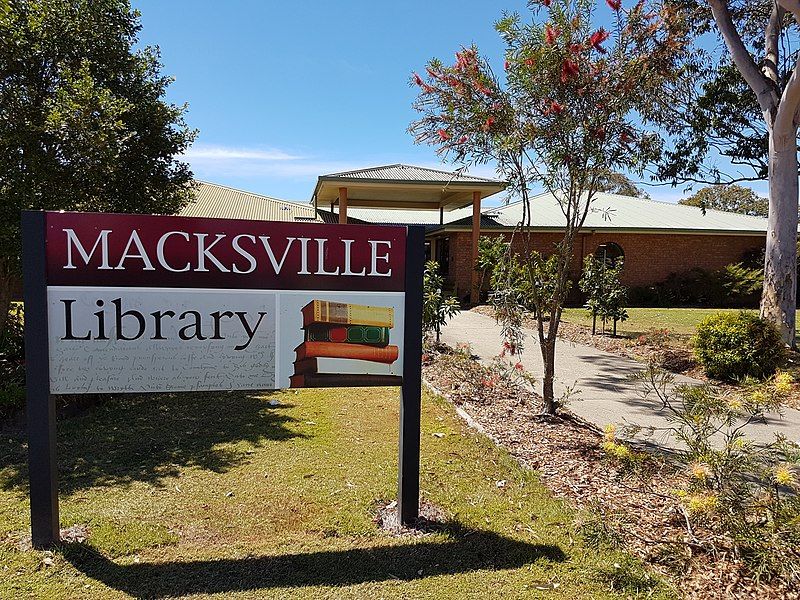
[440,310,800,448]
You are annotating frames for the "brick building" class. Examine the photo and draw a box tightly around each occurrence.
[186,168,769,304]
[422,192,768,300]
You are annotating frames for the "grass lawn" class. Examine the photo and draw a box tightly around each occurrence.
[0,388,671,599]
[561,307,800,339]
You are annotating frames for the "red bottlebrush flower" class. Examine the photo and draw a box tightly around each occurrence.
[482,116,496,132]
[569,43,584,54]
[504,59,510,70]
[620,131,632,144]
[426,67,441,80]
[474,80,492,96]
[455,48,477,71]
[550,100,564,114]
[458,135,468,144]
[606,0,621,10]
[593,126,606,141]
[589,28,610,53]
[524,57,536,67]
[514,362,524,371]
[545,23,560,45]
[560,59,579,82]
[437,129,450,141]
[413,72,424,86]
[542,0,551,6]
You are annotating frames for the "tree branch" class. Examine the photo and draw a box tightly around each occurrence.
[709,0,778,115]
[776,58,800,132]
[763,4,784,85]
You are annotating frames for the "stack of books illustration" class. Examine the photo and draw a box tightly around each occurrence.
[290,300,402,388]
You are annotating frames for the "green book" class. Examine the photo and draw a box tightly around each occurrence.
[304,324,390,346]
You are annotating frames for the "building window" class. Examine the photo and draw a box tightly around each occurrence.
[594,242,624,267]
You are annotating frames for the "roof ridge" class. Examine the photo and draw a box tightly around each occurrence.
[321,163,500,183]
[396,163,499,182]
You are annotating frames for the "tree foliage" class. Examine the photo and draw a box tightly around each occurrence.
[595,170,650,197]
[679,184,768,217]
[409,0,691,414]
[475,235,509,294]
[657,2,795,185]
[0,0,196,330]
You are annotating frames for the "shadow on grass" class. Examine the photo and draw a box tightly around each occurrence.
[63,526,565,597]
[0,390,303,496]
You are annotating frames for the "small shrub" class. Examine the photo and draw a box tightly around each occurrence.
[693,311,785,380]
[423,260,460,344]
[0,305,25,419]
[579,255,628,335]
[632,366,800,584]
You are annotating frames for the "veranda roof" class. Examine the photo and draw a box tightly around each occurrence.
[312,164,506,211]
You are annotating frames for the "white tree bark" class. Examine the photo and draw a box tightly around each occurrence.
[762,126,799,345]
[710,0,800,346]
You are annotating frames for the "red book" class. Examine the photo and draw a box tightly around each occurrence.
[294,341,399,364]
[290,373,402,388]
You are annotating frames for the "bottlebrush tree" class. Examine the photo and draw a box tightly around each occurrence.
[409,0,691,414]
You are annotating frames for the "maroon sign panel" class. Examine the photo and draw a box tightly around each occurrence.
[45,212,407,292]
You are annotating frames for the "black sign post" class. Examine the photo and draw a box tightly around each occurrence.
[21,211,425,546]
[398,225,424,526]
[22,211,60,548]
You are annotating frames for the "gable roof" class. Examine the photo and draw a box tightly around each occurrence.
[180,181,320,222]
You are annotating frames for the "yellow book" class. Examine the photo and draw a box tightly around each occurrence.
[301,300,394,328]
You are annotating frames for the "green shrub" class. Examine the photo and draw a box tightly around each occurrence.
[627,262,762,308]
[423,260,460,343]
[0,304,25,419]
[693,311,786,380]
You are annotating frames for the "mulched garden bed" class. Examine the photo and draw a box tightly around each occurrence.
[422,343,799,599]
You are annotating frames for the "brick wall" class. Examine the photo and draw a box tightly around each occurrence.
[442,230,765,301]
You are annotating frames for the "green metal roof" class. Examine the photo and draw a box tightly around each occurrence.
[317,191,770,234]
[472,191,770,234]
[180,181,320,222]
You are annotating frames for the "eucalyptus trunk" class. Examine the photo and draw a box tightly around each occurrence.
[761,128,799,347]
[708,0,800,348]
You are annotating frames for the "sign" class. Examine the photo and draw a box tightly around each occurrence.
[22,211,424,546]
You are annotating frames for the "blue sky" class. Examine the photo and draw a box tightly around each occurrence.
[133,0,766,205]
